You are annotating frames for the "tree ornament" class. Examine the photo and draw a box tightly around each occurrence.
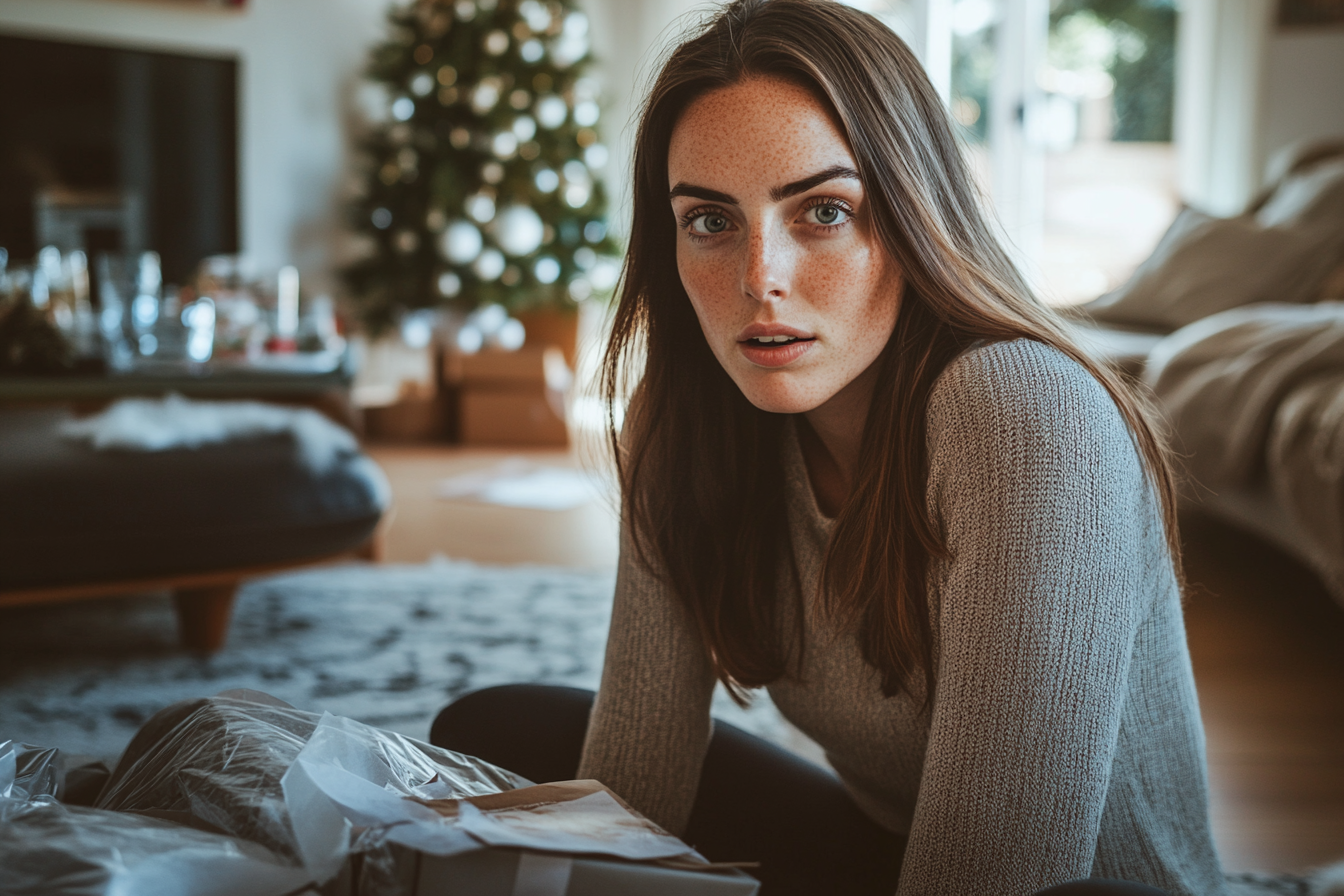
[493,205,545,256]
[441,221,483,263]
[474,248,505,281]
[409,71,434,96]
[466,193,496,224]
[512,116,537,141]
[535,95,566,129]
[534,256,560,284]
[484,29,509,55]
[344,0,620,330]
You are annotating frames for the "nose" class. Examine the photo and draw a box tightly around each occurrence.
[740,221,790,304]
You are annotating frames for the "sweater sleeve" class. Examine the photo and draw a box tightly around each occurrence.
[897,342,1157,896]
[577,523,717,836]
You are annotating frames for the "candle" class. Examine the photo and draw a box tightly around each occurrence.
[277,265,300,339]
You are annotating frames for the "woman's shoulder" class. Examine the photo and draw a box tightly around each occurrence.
[926,338,1130,459]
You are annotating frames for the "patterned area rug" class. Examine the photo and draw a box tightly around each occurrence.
[0,559,803,765]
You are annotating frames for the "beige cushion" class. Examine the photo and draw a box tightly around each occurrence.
[1085,160,1344,332]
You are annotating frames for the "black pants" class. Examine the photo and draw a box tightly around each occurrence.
[429,685,1169,896]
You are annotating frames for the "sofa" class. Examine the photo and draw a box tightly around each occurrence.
[1068,138,1344,608]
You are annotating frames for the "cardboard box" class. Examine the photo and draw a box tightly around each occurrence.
[406,847,761,896]
[458,389,567,446]
[452,347,571,447]
[386,780,760,896]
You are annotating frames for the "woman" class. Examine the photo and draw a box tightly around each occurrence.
[431,2,1226,894]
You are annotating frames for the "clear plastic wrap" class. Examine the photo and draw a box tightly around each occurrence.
[4,696,724,896]
[0,740,59,803]
[0,739,309,896]
[82,694,531,894]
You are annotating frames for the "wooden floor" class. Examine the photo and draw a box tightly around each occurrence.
[367,444,618,568]
[368,444,1344,875]
[1179,513,1344,874]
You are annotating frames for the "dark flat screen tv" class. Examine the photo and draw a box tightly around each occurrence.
[0,33,239,285]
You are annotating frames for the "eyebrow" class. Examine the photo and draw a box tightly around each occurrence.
[668,165,861,205]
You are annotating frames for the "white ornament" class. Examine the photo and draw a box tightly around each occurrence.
[564,182,591,209]
[583,143,609,170]
[564,12,589,37]
[493,205,545,256]
[512,116,537,142]
[466,194,496,223]
[492,131,519,158]
[519,0,551,33]
[474,248,506,281]
[567,277,593,302]
[410,72,434,97]
[456,324,484,353]
[471,303,509,334]
[563,160,590,183]
[437,271,462,297]
[535,95,567,129]
[494,318,526,350]
[391,97,415,121]
[520,40,544,63]
[534,256,561,284]
[534,168,560,193]
[573,100,599,127]
[441,221,483,263]
[484,29,509,55]
[472,80,501,115]
[401,310,435,349]
[551,17,589,69]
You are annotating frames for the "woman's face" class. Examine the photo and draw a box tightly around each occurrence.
[668,75,901,416]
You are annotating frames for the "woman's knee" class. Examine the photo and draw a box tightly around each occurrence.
[429,684,595,783]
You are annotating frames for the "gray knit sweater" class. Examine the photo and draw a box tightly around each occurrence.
[578,339,1226,896]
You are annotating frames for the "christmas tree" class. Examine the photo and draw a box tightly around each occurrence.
[344,0,620,332]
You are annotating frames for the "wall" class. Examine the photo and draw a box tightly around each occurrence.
[1176,0,1344,216]
[0,0,387,292]
[1260,28,1344,177]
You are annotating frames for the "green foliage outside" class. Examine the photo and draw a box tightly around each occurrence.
[950,0,1176,146]
[344,0,620,332]
[1050,0,1176,142]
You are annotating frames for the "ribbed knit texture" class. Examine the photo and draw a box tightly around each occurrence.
[578,340,1226,896]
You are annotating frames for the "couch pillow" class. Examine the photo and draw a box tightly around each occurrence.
[1085,160,1344,332]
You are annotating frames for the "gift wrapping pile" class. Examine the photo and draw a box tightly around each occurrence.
[0,696,758,896]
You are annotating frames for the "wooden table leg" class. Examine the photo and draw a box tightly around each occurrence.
[174,583,238,652]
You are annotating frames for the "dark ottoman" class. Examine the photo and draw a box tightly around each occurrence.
[0,398,388,650]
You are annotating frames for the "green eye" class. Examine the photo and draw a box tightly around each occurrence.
[807,204,847,226]
[697,213,728,234]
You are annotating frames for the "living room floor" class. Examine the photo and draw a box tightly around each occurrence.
[368,443,1344,876]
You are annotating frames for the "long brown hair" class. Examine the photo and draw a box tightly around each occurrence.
[601,0,1181,704]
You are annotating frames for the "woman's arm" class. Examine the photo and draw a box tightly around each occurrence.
[577,524,718,836]
[898,342,1159,896]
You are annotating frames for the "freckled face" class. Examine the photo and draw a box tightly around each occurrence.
[667,76,901,415]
